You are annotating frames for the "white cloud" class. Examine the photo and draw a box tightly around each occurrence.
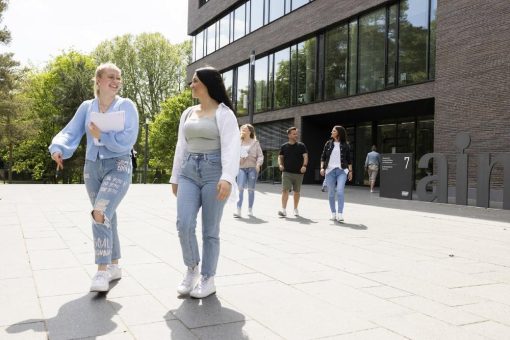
[1,0,189,67]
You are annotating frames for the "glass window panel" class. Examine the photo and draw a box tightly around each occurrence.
[246,1,251,35]
[250,0,264,32]
[290,45,298,105]
[236,63,249,116]
[355,123,372,186]
[377,123,397,154]
[219,14,230,48]
[273,47,290,109]
[292,0,308,11]
[222,70,234,103]
[268,52,274,109]
[358,8,386,93]
[254,56,268,113]
[399,0,429,85]
[192,34,196,62]
[387,4,398,87]
[348,20,358,95]
[416,117,434,180]
[324,24,348,99]
[285,0,291,14]
[195,31,204,60]
[269,0,284,22]
[234,4,246,41]
[296,38,316,104]
[206,23,216,55]
[429,0,437,79]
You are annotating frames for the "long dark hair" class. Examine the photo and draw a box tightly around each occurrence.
[195,66,235,113]
[333,125,347,143]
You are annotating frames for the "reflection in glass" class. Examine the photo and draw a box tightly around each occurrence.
[206,23,216,56]
[254,56,268,113]
[250,0,264,32]
[218,14,230,49]
[273,48,290,109]
[221,70,234,103]
[195,31,204,60]
[399,0,429,84]
[269,0,285,22]
[429,0,437,79]
[387,4,398,87]
[359,8,386,93]
[348,20,358,95]
[236,63,249,116]
[325,24,348,99]
[234,4,246,41]
[292,0,309,11]
[296,38,316,104]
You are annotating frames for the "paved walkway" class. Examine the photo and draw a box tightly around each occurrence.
[1,184,510,340]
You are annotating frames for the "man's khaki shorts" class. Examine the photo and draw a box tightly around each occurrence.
[282,172,304,192]
[367,164,379,182]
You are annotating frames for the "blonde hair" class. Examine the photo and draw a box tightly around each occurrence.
[241,124,256,140]
[93,62,122,97]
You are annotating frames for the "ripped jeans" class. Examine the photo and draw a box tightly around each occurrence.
[84,155,132,265]
[236,167,258,209]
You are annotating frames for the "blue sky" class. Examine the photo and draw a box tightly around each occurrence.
[1,0,189,67]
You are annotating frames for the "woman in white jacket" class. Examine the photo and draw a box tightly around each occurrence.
[170,66,240,298]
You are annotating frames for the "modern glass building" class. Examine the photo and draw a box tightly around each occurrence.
[186,0,510,188]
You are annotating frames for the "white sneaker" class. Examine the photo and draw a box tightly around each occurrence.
[248,208,253,216]
[90,271,110,292]
[294,209,299,216]
[233,208,241,218]
[336,213,344,223]
[107,264,122,281]
[190,276,216,298]
[331,213,336,220]
[278,209,287,217]
[177,266,200,295]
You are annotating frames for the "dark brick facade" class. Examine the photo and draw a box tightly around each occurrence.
[187,0,510,188]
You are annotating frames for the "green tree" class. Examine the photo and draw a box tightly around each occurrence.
[13,51,95,181]
[93,33,191,172]
[149,89,192,171]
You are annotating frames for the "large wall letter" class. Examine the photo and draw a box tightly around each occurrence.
[455,133,471,205]
[417,153,448,203]
[477,153,510,209]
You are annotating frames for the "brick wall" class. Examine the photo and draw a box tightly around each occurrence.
[435,0,510,187]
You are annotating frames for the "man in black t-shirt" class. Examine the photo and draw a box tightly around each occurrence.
[278,127,308,217]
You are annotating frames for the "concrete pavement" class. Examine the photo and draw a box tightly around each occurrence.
[1,183,510,339]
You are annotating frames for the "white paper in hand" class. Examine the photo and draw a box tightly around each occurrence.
[90,111,125,132]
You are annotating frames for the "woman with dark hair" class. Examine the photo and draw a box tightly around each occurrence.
[170,66,240,298]
[320,125,352,223]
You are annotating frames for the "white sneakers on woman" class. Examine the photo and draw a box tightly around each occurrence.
[176,267,216,298]
[177,266,200,295]
[190,276,216,298]
[90,265,123,292]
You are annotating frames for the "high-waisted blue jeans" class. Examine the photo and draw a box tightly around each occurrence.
[176,151,226,277]
[326,167,348,214]
[236,167,258,209]
[84,155,132,265]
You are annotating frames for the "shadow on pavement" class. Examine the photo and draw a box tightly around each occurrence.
[336,222,368,230]
[235,215,268,224]
[6,293,122,339]
[166,294,248,339]
[286,216,319,225]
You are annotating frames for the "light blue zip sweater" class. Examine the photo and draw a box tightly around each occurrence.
[49,96,139,161]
